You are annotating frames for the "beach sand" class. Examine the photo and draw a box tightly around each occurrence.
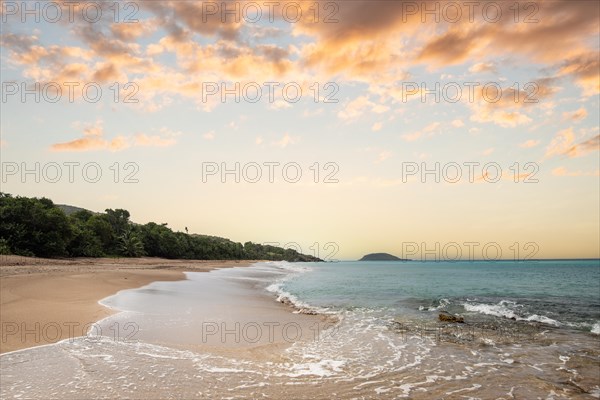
[0,256,255,353]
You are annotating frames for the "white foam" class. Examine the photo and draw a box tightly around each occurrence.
[445,384,482,395]
[462,301,519,319]
[265,282,315,312]
[524,314,561,326]
[264,263,331,315]
[462,300,561,326]
[283,359,345,377]
[267,260,314,274]
[419,298,450,311]
[591,322,600,335]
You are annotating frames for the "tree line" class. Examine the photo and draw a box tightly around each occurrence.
[0,193,321,262]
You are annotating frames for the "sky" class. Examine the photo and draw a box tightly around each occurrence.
[1,0,599,260]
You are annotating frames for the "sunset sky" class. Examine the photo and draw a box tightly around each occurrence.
[1,0,599,260]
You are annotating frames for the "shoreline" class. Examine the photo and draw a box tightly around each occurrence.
[0,256,259,353]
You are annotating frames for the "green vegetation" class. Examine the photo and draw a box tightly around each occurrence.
[0,193,321,262]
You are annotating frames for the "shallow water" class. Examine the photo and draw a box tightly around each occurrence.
[1,261,599,399]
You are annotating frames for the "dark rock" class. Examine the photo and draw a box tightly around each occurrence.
[439,311,464,323]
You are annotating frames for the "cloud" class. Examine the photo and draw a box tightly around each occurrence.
[295,0,598,104]
[563,134,600,158]
[303,108,324,117]
[91,63,121,82]
[469,62,496,74]
[270,99,292,110]
[51,135,129,152]
[2,0,596,115]
[546,129,599,158]
[402,122,441,142]
[110,19,157,41]
[203,130,215,140]
[552,167,600,177]
[372,122,383,132]
[134,134,176,147]
[482,148,494,156]
[50,122,178,152]
[375,150,392,164]
[545,128,576,158]
[451,119,464,128]
[562,108,588,122]
[272,133,298,148]
[338,96,389,121]
[466,79,557,128]
[418,29,482,66]
[148,1,243,41]
[558,52,600,96]
[519,139,541,148]
[416,1,599,68]
[470,109,532,128]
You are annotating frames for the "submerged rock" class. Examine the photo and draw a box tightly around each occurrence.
[439,311,464,323]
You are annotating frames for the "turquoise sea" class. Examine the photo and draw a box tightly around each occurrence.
[275,260,600,334]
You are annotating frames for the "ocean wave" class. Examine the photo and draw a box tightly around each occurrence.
[263,262,331,315]
[462,300,561,326]
[419,298,450,311]
[462,301,519,319]
[523,314,561,326]
[267,282,310,310]
[591,322,600,335]
[266,260,314,274]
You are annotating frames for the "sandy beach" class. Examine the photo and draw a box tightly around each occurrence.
[0,256,255,353]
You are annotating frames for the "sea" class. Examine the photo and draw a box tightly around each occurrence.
[1,260,599,399]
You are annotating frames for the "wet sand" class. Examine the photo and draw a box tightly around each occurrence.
[0,256,255,353]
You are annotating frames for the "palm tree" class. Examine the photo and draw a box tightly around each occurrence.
[118,228,145,257]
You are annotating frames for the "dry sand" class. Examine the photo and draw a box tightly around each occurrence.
[0,256,255,353]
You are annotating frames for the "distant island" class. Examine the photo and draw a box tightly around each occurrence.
[359,253,411,261]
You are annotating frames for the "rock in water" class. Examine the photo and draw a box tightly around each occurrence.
[439,311,464,323]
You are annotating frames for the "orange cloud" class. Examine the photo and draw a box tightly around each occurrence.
[546,129,599,159]
[451,119,465,128]
[2,0,597,110]
[295,0,598,99]
[563,135,600,158]
[562,108,588,122]
[558,53,600,96]
[469,62,496,74]
[92,63,121,82]
[552,167,600,177]
[338,96,389,121]
[418,27,487,66]
[110,20,157,41]
[51,123,178,152]
[134,134,176,147]
[546,128,576,158]
[467,79,556,127]
[272,133,298,148]
[51,137,99,152]
[402,122,441,142]
[519,139,541,148]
